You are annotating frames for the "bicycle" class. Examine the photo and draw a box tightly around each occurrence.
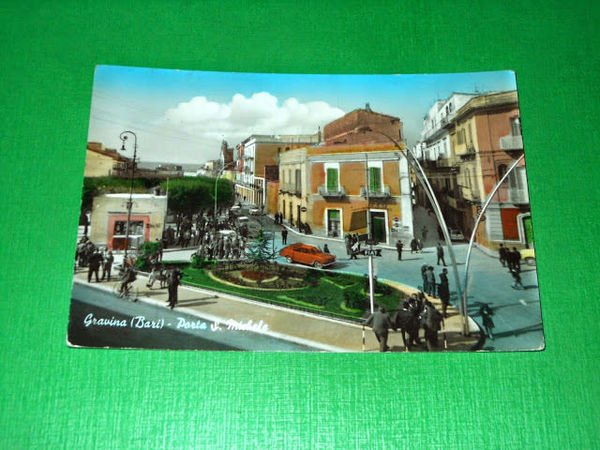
[112,280,139,302]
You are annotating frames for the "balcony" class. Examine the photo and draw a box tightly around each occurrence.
[499,134,523,150]
[360,185,391,199]
[279,183,302,196]
[318,185,346,199]
[509,188,529,204]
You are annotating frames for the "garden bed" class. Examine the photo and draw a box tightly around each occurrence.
[180,262,408,322]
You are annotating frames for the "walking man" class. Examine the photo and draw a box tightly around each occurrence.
[479,304,495,340]
[87,248,103,283]
[345,234,352,256]
[364,304,393,352]
[425,266,436,297]
[511,247,521,273]
[101,251,114,281]
[167,267,183,310]
[281,227,288,245]
[498,243,507,267]
[438,268,450,317]
[396,240,403,261]
[436,242,447,266]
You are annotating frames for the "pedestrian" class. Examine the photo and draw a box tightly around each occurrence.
[281,227,288,245]
[510,268,524,289]
[156,238,163,261]
[350,240,360,259]
[511,247,521,273]
[417,238,423,253]
[167,267,183,309]
[344,234,352,256]
[436,242,447,266]
[421,300,443,351]
[410,238,418,254]
[396,240,403,261]
[498,243,507,267]
[421,264,429,293]
[146,258,162,289]
[87,248,103,283]
[479,304,495,339]
[425,266,436,297]
[323,244,330,254]
[101,251,114,281]
[438,268,450,317]
[364,304,393,352]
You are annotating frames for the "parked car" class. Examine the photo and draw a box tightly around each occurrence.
[249,205,264,215]
[449,229,466,241]
[520,247,536,266]
[279,243,336,269]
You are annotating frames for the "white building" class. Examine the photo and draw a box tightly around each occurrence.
[90,193,168,251]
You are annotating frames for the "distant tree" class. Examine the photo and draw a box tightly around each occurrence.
[246,230,276,271]
[161,176,233,218]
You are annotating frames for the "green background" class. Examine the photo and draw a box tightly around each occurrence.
[1,1,599,448]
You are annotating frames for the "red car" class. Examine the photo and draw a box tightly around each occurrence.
[279,243,336,269]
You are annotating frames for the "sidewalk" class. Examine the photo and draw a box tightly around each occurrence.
[73,269,480,352]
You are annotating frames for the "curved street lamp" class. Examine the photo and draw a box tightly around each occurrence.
[462,154,525,320]
[119,130,138,263]
[357,126,468,334]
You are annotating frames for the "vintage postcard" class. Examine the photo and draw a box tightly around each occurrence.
[68,65,544,352]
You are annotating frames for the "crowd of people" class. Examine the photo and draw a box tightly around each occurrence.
[364,292,444,352]
[162,208,250,250]
[498,243,524,289]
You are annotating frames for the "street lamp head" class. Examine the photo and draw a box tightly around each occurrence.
[120,134,128,151]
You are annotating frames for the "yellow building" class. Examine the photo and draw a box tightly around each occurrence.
[84,142,129,177]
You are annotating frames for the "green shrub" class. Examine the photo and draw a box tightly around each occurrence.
[134,241,161,271]
[344,290,366,310]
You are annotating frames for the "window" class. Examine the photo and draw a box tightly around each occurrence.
[325,162,340,193]
[294,169,301,193]
[326,168,338,191]
[498,164,508,180]
[369,166,382,192]
[511,117,521,136]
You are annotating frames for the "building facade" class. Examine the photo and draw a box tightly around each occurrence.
[418,91,531,250]
[90,193,168,251]
[84,142,130,177]
[234,134,319,207]
[306,144,411,244]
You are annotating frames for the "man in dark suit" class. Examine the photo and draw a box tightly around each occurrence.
[396,240,403,260]
[87,249,103,283]
[436,242,446,266]
[167,268,183,310]
[364,305,393,352]
[281,227,288,245]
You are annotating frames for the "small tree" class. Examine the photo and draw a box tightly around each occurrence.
[246,230,276,272]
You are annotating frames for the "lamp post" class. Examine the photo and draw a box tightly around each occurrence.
[357,127,468,334]
[364,153,376,313]
[119,131,138,264]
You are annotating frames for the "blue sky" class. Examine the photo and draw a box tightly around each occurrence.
[88,65,517,163]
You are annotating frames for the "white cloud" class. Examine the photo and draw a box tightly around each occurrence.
[163,92,345,139]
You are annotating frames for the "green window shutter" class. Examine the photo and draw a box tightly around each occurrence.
[369,167,381,191]
[327,168,338,191]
